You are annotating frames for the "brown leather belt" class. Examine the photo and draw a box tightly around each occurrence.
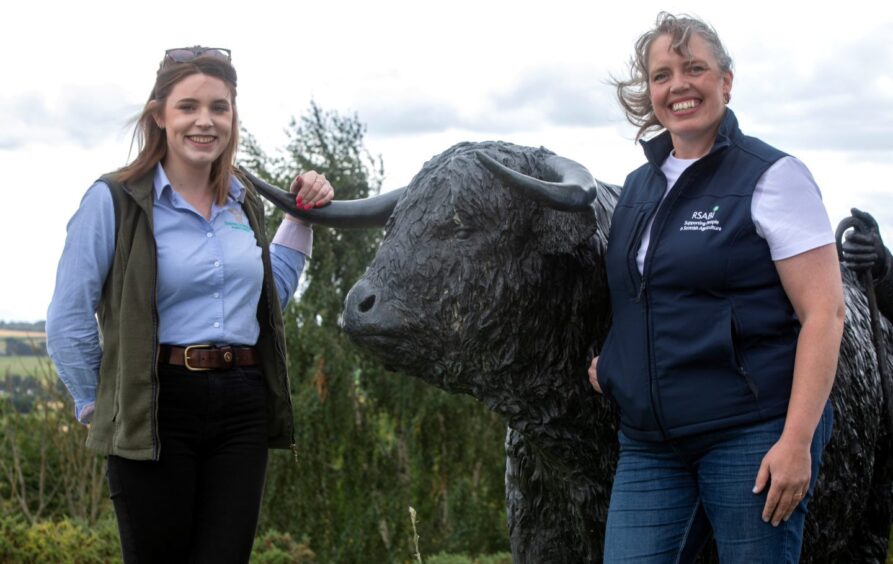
[159,345,259,372]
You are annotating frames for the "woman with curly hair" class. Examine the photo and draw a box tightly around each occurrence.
[588,13,844,562]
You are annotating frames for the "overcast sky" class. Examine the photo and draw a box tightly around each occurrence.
[2,0,892,322]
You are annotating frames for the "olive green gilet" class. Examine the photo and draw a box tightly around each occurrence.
[85,170,294,461]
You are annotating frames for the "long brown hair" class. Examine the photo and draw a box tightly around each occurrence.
[117,55,239,205]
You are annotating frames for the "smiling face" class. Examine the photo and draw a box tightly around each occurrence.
[154,73,234,177]
[648,32,733,158]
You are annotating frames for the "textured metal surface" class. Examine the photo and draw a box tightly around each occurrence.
[262,140,892,562]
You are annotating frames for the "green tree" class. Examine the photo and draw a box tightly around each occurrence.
[241,103,509,562]
[0,362,109,526]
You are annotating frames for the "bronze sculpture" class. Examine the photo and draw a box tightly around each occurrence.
[252,141,893,562]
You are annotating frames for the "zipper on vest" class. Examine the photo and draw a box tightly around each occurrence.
[123,182,162,461]
[639,167,700,440]
[642,286,670,441]
[257,207,297,457]
[627,209,652,303]
[642,181,686,278]
[243,193,296,458]
[636,279,646,303]
[265,271,296,458]
[150,224,161,460]
[731,310,760,399]
[737,358,759,399]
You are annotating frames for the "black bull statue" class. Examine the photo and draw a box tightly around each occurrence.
[249,141,893,562]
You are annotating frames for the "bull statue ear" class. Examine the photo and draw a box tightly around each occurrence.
[476,151,617,255]
[532,206,599,255]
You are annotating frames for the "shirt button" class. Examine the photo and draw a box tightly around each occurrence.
[213,322,220,328]
[207,232,214,238]
[214,261,221,267]
[213,292,220,298]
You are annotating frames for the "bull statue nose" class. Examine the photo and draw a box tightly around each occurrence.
[349,279,377,314]
[342,277,385,334]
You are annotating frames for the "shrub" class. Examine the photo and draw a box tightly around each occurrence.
[0,515,121,563]
[0,365,109,526]
[250,529,316,563]
[426,553,513,564]
[0,517,321,563]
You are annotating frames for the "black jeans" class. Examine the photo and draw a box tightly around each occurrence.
[107,364,269,564]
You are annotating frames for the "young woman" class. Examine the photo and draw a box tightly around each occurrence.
[588,14,845,562]
[47,46,333,562]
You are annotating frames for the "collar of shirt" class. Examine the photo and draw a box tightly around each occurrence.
[152,163,247,205]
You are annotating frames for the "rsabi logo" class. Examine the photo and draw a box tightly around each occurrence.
[680,205,722,232]
[691,205,720,221]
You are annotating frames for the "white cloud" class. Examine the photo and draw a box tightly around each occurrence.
[1,86,138,150]
[2,0,893,320]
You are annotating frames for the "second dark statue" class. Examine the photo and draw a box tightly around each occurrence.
[252,141,893,563]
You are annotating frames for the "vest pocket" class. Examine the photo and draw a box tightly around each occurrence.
[625,210,649,294]
[730,309,759,399]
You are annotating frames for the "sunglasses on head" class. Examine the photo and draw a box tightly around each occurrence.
[161,46,231,67]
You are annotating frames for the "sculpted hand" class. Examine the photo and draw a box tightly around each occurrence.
[841,208,891,279]
[289,171,335,215]
[588,357,602,394]
[753,437,811,526]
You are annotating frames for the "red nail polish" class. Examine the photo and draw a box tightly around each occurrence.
[316,201,324,208]
[296,197,303,206]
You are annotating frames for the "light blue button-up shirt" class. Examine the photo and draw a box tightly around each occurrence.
[47,165,312,423]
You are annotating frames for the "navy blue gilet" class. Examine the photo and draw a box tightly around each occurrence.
[598,109,796,442]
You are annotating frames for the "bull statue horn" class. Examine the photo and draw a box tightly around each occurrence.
[242,169,403,229]
[476,151,598,212]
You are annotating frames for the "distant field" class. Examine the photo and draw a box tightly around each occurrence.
[0,355,50,379]
[0,331,47,356]
[0,329,46,338]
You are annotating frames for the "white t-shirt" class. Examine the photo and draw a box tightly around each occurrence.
[635,155,834,274]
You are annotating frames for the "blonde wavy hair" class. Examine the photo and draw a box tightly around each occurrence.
[613,12,733,142]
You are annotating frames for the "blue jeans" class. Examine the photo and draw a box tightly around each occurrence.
[603,404,834,563]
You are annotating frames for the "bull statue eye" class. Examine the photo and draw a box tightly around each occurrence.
[455,227,473,240]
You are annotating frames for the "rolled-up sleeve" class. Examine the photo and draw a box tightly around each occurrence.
[270,219,312,311]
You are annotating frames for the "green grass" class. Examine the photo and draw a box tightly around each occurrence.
[0,355,49,379]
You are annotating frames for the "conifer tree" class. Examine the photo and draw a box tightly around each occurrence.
[241,103,509,561]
